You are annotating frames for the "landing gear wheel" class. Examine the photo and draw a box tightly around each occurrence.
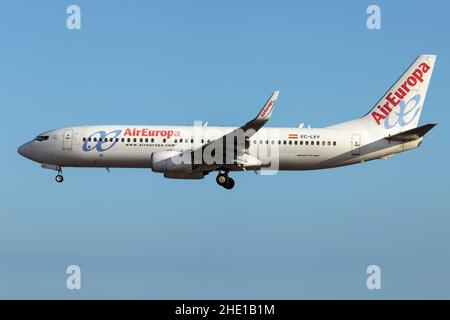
[55,174,64,183]
[216,173,228,186]
[223,177,235,190]
[216,170,235,189]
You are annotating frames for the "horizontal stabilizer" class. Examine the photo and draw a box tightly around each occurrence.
[386,123,436,142]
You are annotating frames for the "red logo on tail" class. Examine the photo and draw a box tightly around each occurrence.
[371,62,430,126]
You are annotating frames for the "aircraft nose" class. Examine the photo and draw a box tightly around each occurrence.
[18,142,33,159]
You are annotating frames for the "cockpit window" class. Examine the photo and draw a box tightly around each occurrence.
[35,135,49,142]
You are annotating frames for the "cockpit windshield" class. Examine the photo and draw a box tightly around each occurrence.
[34,135,49,142]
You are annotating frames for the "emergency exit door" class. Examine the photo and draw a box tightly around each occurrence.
[351,134,361,155]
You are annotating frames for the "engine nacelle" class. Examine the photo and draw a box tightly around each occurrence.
[151,150,193,173]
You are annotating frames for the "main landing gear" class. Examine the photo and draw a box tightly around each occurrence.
[216,171,235,190]
[55,167,64,183]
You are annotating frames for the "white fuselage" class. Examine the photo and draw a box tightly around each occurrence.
[18,124,421,172]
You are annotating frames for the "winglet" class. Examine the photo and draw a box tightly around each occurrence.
[256,90,279,121]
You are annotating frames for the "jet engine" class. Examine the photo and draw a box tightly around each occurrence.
[151,150,192,173]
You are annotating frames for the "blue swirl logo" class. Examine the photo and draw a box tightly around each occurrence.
[384,94,422,129]
[82,130,122,152]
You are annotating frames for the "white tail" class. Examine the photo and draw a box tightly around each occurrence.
[329,55,436,135]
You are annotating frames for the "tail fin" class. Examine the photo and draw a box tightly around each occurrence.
[328,55,436,134]
[365,54,436,133]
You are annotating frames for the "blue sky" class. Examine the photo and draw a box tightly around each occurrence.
[0,0,449,299]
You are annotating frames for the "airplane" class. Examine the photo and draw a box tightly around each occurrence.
[18,55,437,189]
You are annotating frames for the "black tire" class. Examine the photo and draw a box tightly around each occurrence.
[55,175,64,183]
[216,174,227,186]
[223,177,235,189]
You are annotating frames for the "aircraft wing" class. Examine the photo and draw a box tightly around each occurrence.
[189,91,280,172]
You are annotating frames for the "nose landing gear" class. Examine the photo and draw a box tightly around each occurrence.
[55,167,64,183]
[216,171,235,189]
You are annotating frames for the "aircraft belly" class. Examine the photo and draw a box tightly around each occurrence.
[75,148,151,168]
[278,152,323,170]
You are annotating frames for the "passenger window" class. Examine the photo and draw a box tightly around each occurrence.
[94,138,97,142]
[191,139,194,143]
[327,141,331,146]
[151,138,154,143]
[266,140,269,144]
[163,138,167,143]
[333,141,337,146]
[145,138,148,143]
[316,141,320,146]
[305,141,309,145]
[278,140,281,145]
[322,141,325,146]
[283,141,287,145]
[288,141,292,145]
[82,137,86,142]
[127,138,131,142]
[133,138,137,143]
[294,141,298,145]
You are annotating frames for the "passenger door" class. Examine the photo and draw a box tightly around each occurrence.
[63,129,73,150]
